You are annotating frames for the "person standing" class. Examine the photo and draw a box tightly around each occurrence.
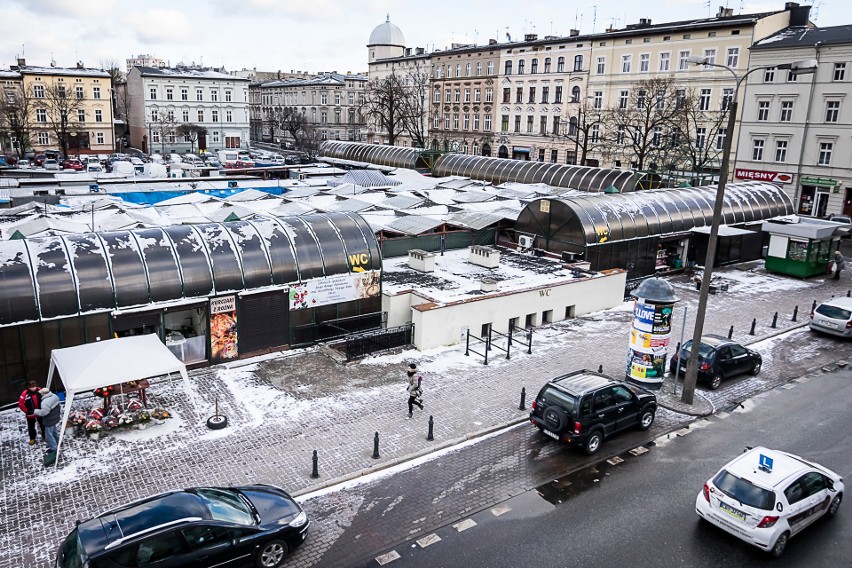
[834,250,845,280]
[32,388,61,455]
[18,381,44,445]
[406,364,423,418]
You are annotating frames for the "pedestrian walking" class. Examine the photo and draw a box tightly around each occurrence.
[406,363,423,418]
[18,381,44,445]
[833,251,845,280]
[32,388,61,456]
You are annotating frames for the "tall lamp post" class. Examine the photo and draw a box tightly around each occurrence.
[680,56,818,404]
[59,109,68,159]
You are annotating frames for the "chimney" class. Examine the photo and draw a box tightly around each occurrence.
[408,249,436,273]
[468,245,500,269]
[524,33,538,42]
[488,38,497,45]
[639,18,651,25]
[716,6,733,17]
[569,29,580,37]
[16,57,25,67]
[415,47,425,54]
[788,3,811,26]
[480,278,497,293]
[605,25,615,33]
[77,61,85,69]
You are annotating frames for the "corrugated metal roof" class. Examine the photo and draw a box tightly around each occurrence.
[384,215,445,235]
[326,198,375,213]
[380,194,425,210]
[445,211,506,230]
[327,170,402,188]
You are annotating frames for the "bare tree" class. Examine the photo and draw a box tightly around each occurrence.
[362,70,409,145]
[553,97,607,166]
[149,109,177,155]
[0,83,32,158]
[667,86,729,184]
[41,83,85,158]
[398,63,431,148]
[268,106,307,147]
[176,123,208,154]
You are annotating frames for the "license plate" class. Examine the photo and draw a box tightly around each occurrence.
[823,320,838,328]
[719,501,746,522]
[543,429,559,440]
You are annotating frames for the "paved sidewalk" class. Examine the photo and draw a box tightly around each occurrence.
[1,262,850,567]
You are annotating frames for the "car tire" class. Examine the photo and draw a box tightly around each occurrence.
[255,539,289,568]
[583,429,603,455]
[709,374,723,390]
[638,407,655,430]
[750,361,762,376]
[542,406,568,433]
[828,494,842,518]
[206,415,228,430]
[770,531,789,558]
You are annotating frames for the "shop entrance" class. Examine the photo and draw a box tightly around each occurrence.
[163,306,208,364]
[798,185,830,217]
[844,187,852,217]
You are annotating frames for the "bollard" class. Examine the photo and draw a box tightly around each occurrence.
[464,330,470,356]
[372,432,380,459]
[310,450,319,478]
[527,330,533,355]
[771,312,778,329]
[792,305,798,322]
[749,318,756,335]
[598,364,603,373]
[728,325,734,339]
[427,415,434,441]
[812,300,817,313]
[848,290,851,298]
[518,387,526,410]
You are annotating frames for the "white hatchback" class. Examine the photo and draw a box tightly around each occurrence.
[696,446,844,557]
[810,296,852,338]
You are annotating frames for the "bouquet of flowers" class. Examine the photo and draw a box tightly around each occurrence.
[126,399,143,412]
[117,412,135,427]
[137,410,151,422]
[85,420,102,434]
[101,416,119,431]
[88,407,104,421]
[151,408,171,420]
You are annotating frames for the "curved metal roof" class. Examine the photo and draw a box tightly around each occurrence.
[368,17,406,46]
[514,181,793,248]
[320,141,425,169]
[0,213,381,327]
[432,154,642,192]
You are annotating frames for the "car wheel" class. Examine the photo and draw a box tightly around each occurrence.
[770,531,789,558]
[828,494,842,518]
[206,415,228,430]
[709,374,723,390]
[638,408,655,430]
[583,429,603,455]
[256,539,289,568]
[750,361,762,376]
[542,406,568,433]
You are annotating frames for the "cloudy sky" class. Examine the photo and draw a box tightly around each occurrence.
[0,0,846,75]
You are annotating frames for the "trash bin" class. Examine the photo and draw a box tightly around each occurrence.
[673,259,683,269]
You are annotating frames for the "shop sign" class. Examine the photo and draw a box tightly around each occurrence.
[801,177,838,187]
[290,270,381,310]
[513,146,531,152]
[209,296,237,361]
[734,169,793,184]
[627,300,675,382]
[210,295,236,314]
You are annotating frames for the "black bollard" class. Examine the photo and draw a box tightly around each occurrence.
[848,290,851,298]
[749,318,756,335]
[728,325,734,339]
[792,305,798,322]
[771,312,778,329]
[518,387,526,410]
[427,415,434,441]
[812,300,817,313]
[311,450,319,478]
[372,432,380,459]
[598,364,603,373]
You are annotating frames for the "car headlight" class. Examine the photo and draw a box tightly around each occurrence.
[289,511,308,528]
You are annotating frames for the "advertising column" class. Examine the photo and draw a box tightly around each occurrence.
[626,278,679,388]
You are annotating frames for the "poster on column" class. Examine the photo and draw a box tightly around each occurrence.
[627,300,673,381]
[289,270,381,310]
[210,295,238,362]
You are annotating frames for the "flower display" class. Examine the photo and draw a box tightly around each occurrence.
[101,416,119,430]
[151,408,171,420]
[85,420,102,433]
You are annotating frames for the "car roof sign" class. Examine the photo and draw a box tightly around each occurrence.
[759,453,773,473]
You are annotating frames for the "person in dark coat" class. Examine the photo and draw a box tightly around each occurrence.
[32,388,61,454]
[406,364,423,418]
[18,381,44,445]
[834,251,845,280]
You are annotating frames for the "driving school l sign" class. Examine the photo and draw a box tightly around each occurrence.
[735,169,793,184]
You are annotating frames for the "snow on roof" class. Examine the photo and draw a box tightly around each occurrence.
[383,215,444,235]
[19,66,110,78]
[136,66,249,81]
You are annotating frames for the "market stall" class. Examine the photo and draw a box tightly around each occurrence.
[46,334,195,466]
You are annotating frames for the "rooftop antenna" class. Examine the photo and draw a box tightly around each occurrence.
[474,29,478,45]
[592,5,597,33]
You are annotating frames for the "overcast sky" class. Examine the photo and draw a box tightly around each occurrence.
[0,0,846,75]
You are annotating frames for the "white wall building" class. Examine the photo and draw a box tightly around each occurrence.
[126,54,165,72]
[127,66,250,155]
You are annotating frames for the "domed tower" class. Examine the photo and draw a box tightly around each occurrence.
[367,15,405,63]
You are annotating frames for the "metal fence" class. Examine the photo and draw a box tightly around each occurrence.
[380,229,497,258]
[344,324,414,361]
[291,312,384,347]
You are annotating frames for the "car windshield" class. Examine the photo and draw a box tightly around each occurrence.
[56,529,86,568]
[713,470,775,510]
[816,304,852,320]
[540,386,577,416]
[681,340,715,359]
[195,488,255,526]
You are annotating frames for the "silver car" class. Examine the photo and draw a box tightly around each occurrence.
[810,296,852,337]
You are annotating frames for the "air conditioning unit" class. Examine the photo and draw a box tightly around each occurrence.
[518,235,534,249]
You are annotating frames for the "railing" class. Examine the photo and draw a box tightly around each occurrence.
[344,324,414,362]
[291,312,384,347]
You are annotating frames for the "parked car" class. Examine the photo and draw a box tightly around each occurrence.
[829,214,852,238]
[55,485,309,568]
[809,296,852,337]
[43,158,60,171]
[16,160,32,169]
[33,154,47,167]
[61,159,83,171]
[696,446,844,557]
[669,334,762,390]
[204,158,222,169]
[529,369,657,455]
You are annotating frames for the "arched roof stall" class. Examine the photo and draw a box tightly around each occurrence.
[319,141,428,169]
[515,181,794,253]
[0,213,381,328]
[432,154,642,192]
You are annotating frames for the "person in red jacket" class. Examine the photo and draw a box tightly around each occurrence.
[18,381,45,445]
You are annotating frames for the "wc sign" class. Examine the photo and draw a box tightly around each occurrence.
[349,252,370,273]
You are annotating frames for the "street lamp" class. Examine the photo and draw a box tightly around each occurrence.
[60,109,68,159]
[680,55,817,404]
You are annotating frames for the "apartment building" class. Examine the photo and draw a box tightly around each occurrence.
[126,66,249,154]
[736,25,852,218]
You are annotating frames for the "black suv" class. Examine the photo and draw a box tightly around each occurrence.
[529,369,657,455]
[669,334,762,390]
[55,485,309,568]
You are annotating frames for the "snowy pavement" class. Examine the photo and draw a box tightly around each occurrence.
[2,261,852,567]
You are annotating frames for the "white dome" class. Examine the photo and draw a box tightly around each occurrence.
[368,16,405,47]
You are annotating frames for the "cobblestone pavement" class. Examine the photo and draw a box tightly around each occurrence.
[2,264,852,567]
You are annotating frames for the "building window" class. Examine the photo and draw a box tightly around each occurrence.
[505,61,513,75]
[435,66,443,78]
[167,110,175,122]
[555,86,563,103]
[726,47,739,68]
[621,55,632,73]
[487,61,494,75]
[225,136,240,148]
[590,124,600,142]
[833,62,846,81]
[699,88,711,111]
[196,89,203,101]
[211,90,218,102]
[152,130,160,143]
[531,58,538,74]
[474,88,481,103]
[653,126,663,147]
[321,93,328,105]
[78,109,86,122]
[446,64,452,78]
[226,110,233,122]
[775,140,788,162]
[149,87,157,100]
[433,88,440,104]
[212,130,219,143]
[637,89,647,108]
[786,70,798,82]
[716,130,726,150]
[678,50,690,71]
[484,114,492,131]
[36,108,47,122]
[180,88,188,101]
[818,141,833,165]
[540,116,547,134]
[33,84,44,98]
[825,100,840,123]
[659,52,670,72]
[180,109,188,122]
[212,109,219,122]
[38,132,49,145]
[596,56,605,74]
[528,87,536,103]
[764,67,775,82]
[557,57,565,73]
[501,114,509,131]
[639,53,650,72]
[616,125,626,145]
[526,115,534,133]
[514,115,521,132]
[150,109,158,121]
[619,90,629,109]
[446,89,452,103]
[752,139,765,161]
[473,114,479,130]
[721,88,733,111]
[485,88,493,103]
[476,62,482,76]
[433,114,441,128]
[552,116,560,134]
[225,90,232,102]
[456,64,461,77]
[198,109,204,121]
[544,57,551,73]
[518,60,525,74]
[463,114,469,130]
[568,117,578,136]
[593,91,602,109]
[541,86,549,103]
[780,101,793,122]
[95,109,103,123]
[573,54,583,72]
[675,89,686,110]
[703,49,716,67]
[454,88,461,103]
[757,100,770,121]
[466,63,472,76]
[516,87,523,103]
[166,88,173,100]
[464,88,471,103]
[445,113,450,129]
[75,86,84,99]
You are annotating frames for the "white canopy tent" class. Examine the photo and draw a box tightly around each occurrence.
[47,334,195,466]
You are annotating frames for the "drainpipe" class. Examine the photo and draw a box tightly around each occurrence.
[792,41,821,213]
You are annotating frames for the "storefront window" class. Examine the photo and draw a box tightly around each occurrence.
[787,240,809,262]
[164,306,208,364]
